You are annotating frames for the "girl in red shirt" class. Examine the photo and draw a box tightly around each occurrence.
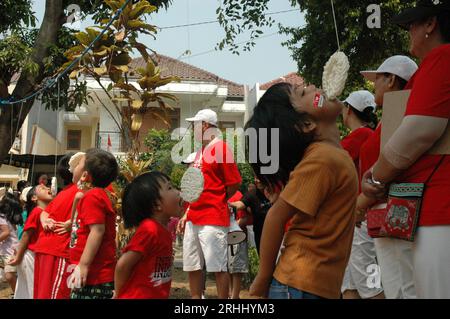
[9,184,53,298]
[114,172,184,299]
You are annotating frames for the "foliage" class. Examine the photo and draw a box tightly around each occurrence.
[0,0,36,33]
[280,0,416,98]
[216,0,274,54]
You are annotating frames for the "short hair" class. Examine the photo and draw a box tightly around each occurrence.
[85,148,119,188]
[57,152,75,186]
[121,171,170,228]
[244,82,315,188]
[17,180,30,193]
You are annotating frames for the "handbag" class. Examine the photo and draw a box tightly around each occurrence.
[367,156,445,241]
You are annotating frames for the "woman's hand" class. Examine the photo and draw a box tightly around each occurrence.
[362,170,388,200]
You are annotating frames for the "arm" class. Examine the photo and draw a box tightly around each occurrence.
[0,224,10,242]
[237,214,248,230]
[249,197,296,298]
[8,229,33,266]
[229,201,247,211]
[78,223,105,287]
[225,183,241,200]
[40,211,56,232]
[114,250,142,298]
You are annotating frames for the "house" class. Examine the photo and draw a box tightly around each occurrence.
[2,55,304,187]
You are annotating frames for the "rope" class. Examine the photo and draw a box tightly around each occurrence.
[0,0,132,106]
[330,0,341,51]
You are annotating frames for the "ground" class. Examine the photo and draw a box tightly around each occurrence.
[0,268,251,299]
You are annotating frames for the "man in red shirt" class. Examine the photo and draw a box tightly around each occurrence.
[178,109,242,299]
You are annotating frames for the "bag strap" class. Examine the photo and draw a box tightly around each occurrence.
[424,155,446,185]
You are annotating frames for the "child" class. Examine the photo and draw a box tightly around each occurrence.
[8,185,53,299]
[114,172,184,299]
[0,192,22,295]
[33,152,79,299]
[246,83,358,299]
[227,190,250,299]
[68,148,119,299]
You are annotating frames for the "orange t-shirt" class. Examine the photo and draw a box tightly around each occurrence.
[274,142,357,299]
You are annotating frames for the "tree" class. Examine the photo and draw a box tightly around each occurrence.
[280,0,416,97]
[0,0,172,165]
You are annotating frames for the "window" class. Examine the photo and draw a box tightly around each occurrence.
[218,121,236,132]
[67,130,82,150]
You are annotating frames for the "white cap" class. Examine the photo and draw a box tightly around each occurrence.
[20,186,33,202]
[186,109,218,126]
[344,90,376,112]
[360,55,418,83]
[182,152,197,164]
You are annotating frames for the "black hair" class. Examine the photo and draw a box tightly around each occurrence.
[382,72,408,90]
[85,148,119,188]
[437,10,450,43]
[121,171,170,228]
[345,102,378,129]
[57,152,75,186]
[244,82,315,188]
[25,186,37,218]
[0,192,23,226]
[17,180,30,193]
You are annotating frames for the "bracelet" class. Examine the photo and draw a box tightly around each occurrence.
[369,168,385,186]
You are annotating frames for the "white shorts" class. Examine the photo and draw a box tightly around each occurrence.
[183,221,228,273]
[341,222,384,299]
[14,250,35,299]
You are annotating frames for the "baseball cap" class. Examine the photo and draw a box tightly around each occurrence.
[360,55,418,83]
[185,109,218,126]
[20,186,33,202]
[392,0,450,30]
[182,152,197,164]
[344,90,376,113]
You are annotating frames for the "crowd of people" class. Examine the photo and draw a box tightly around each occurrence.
[0,0,449,300]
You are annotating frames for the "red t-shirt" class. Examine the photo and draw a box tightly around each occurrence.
[396,44,450,226]
[69,188,116,285]
[34,184,79,259]
[359,125,382,181]
[23,207,44,252]
[187,139,242,227]
[341,127,374,189]
[118,219,172,299]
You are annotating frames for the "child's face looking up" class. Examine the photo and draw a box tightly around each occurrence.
[157,179,183,218]
[72,155,86,184]
[289,84,344,122]
[34,184,53,203]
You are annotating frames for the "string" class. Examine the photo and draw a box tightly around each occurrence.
[330,0,341,51]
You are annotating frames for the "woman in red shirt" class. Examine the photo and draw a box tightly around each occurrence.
[363,1,450,298]
[340,90,385,299]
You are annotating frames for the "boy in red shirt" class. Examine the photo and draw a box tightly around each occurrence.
[68,148,119,299]
[114,172,184,299]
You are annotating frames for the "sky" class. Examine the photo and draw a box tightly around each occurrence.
[32,0,305,86]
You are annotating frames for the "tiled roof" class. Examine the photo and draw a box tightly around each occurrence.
[130,54,244,97]
[260,72,304,90]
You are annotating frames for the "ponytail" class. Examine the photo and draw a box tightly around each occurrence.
[25,186,37,218]
[350,106,378,129]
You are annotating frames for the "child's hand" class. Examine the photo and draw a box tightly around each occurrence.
[67,264,87,289]
[7,254,22,266]
[249,274,271,299]
[42,218,57,231]
[54,220,72,235]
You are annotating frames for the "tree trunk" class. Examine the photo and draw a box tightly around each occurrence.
[0,0,64,166]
